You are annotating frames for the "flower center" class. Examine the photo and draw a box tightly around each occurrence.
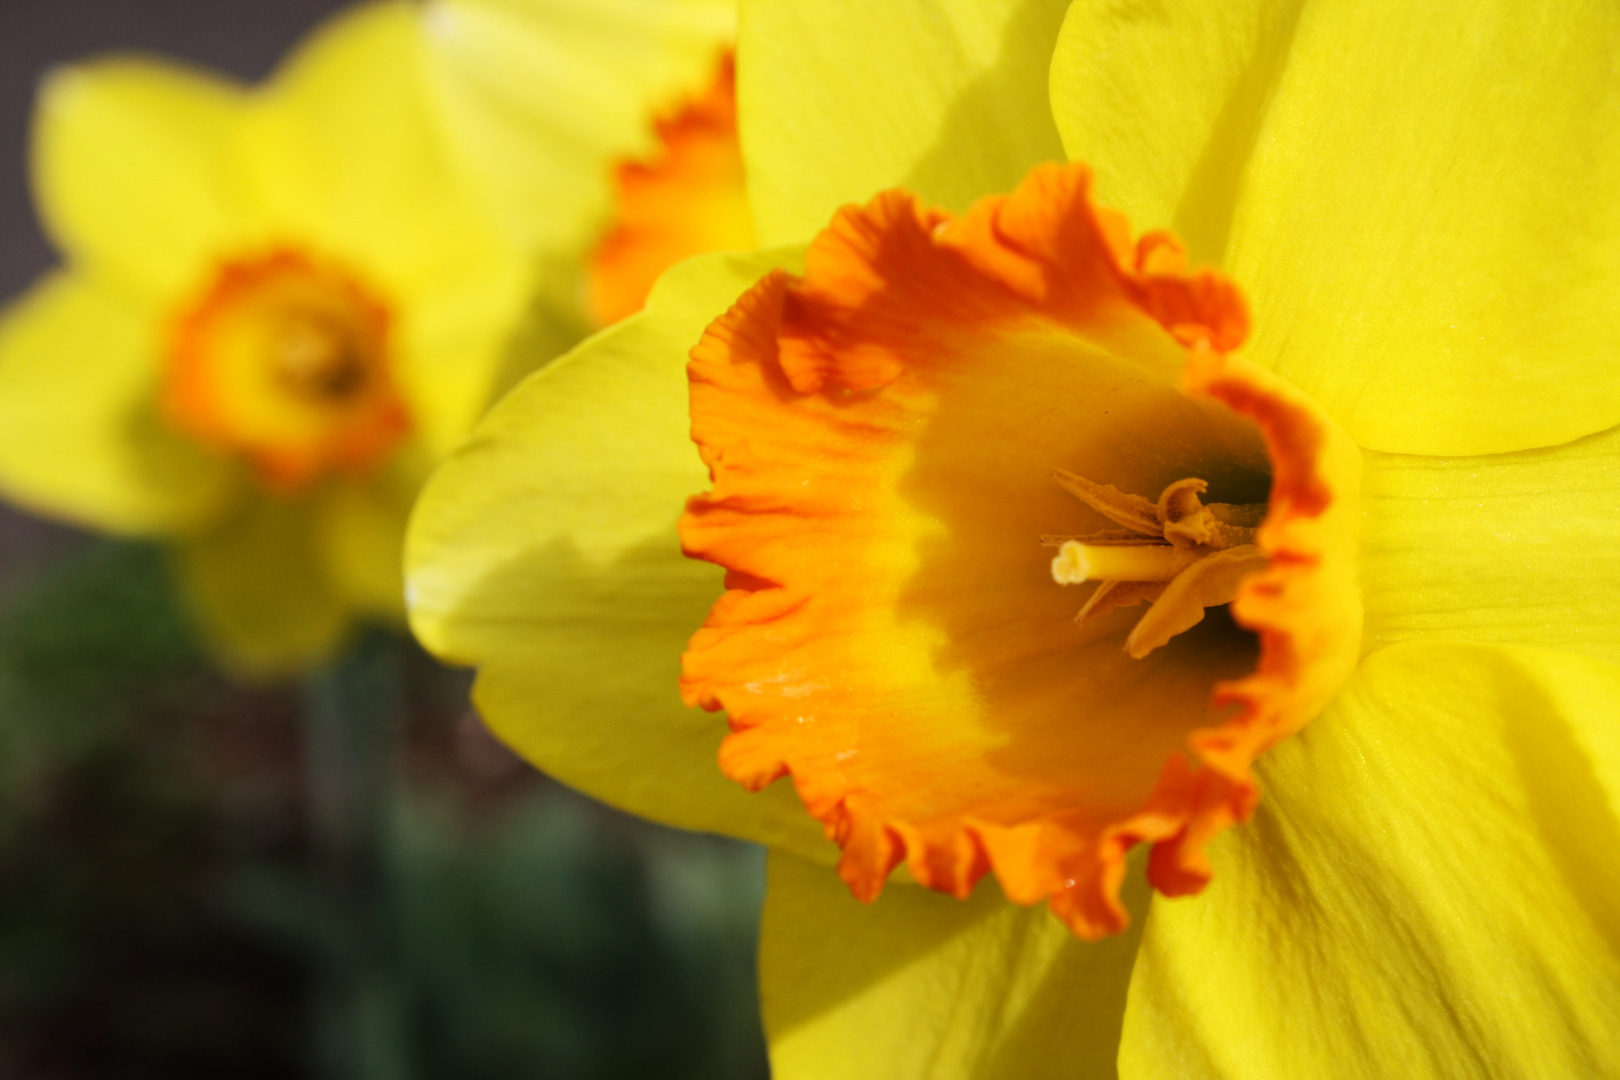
[165,250,411,492]
[1048,470,1269,658]
[269,309,371,403]
[680,163,1365,940]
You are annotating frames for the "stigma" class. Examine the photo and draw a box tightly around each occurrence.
[1049,469,1269,658]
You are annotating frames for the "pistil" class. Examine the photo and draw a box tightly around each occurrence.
[1051,541,1203,583]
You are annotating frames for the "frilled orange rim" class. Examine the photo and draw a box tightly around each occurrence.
[678,162,1362,939]
[165,248,412,493]
[588,51,754,326]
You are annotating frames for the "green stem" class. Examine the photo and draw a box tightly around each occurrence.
[302,628,410,1080]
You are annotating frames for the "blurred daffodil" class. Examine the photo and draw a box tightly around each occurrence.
[0,1,529,675]
[408,0,1620,1077]
[588,51,750,324]
[0,0,736,677]
[418,0,743,325]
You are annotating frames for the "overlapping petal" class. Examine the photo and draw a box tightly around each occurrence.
[173,492,349,677]
[0,274,234,534]
[405,252,834,861]
[1361,423,1620,664]
[1119,642,1620,1079]
[32,57,246,302]
[761,851,1146,1080]
[1051,0,1620,457]
[738,0,1067,245]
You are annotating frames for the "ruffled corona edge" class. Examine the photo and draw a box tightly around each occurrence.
[680,162,1362,938]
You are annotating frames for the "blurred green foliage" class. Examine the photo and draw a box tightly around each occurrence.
[0,540,769,1079]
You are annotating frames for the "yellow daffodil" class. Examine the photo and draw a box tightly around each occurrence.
[588,51,751,324]
[418,0,745,323]
[0,0,734,677]
[0,1,530,675]
[407,0,1620,1076]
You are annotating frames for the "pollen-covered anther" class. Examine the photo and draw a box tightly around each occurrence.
[1050,470,1269,658]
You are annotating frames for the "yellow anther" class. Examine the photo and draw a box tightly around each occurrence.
[1049,470,1270,655]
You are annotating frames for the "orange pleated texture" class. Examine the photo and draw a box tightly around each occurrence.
[680,162,1360,938]
[588,52,754,325]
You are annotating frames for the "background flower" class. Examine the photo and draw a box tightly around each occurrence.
[0,0,739,678]
[420,0,736,259]
[0,2,771,1075]
[0,1,530,675]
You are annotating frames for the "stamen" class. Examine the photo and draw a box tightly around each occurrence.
[1123,544,1268,658]
[1051,468,1161,535]
[1049,470,1270,655]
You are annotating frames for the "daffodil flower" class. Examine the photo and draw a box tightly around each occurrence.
[0,2,530,674]
[407,0,1620,1075]
[0,0,732,677]
[588,51,752,324]
[419,0,744,324]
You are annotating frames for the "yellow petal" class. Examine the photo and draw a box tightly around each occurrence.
[1361,420,1620,664]
[175,492,350,678]
[1048,0,1294,268]
[395,262,533,459]
[762,850,1146,1079]
[316,464,422,621]
[1119,642,1620,1079]
[420,0,736,253]
[1051,0,1620,456]
[31,57,245,301]
[739,0,1068,245]
[242,1,528,313]
[406,250,833,861]
[0,273,234,534]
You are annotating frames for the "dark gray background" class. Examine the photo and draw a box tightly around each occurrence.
[0,0,350,301]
